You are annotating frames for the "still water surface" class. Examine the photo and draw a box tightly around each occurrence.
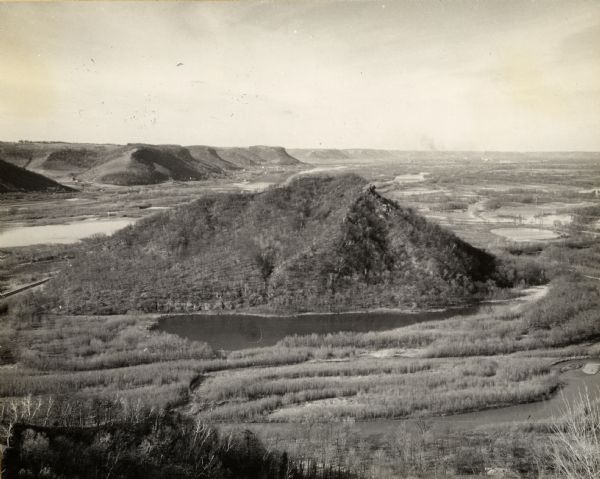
[157,307,478,351]
[0,218,136,247]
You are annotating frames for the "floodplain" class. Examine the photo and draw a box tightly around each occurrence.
[2,151,600,478]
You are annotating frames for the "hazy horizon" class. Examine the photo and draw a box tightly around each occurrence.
[3,138,600,154]
[1,0,599,151]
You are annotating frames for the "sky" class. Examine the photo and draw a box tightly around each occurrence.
[0,0,599,151]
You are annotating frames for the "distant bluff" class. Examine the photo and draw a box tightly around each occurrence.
[84,144,302,185]
[53,174,498,314]
[79,145,218,185]
[0,159,74,193]
[0,141,303,186]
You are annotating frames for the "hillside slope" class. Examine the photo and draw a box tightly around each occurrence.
[42,148,103,172]
[0,159,75,193]
[214,147,264,167]
[51,174,497,314]
[186,145,241,171]
[248,145,301,165]
[0,142,119,171]
[215,146,302,167]
[80,145,225,185]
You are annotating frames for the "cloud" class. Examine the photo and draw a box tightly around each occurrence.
[560,21,600,63]
[0,1,598,150]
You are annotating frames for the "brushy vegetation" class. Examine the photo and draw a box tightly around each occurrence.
[2,407,356,479]
[2,273,596,477]
[550,391,600,479]
[2,269,598,426]
[246,419,557,478]
[569,204,600,233]
[0,313,212,409]
[0,310,331,410]
[193,356,559,422]
[277,275,600,357]
[1,312,213,370]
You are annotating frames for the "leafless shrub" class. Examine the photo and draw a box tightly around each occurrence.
[551,388,600,479]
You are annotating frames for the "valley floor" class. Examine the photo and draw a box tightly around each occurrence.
[2,154,600,477]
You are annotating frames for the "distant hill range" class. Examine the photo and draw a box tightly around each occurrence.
[290,149,399,162]
[0,159,74,193]
[289,148,600,163]
[0,141,303,186]
[52,174,497,314]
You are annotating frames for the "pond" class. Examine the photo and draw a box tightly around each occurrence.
[0,218,136,247]
[156,306,479,351]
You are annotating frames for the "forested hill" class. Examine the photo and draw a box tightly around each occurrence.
[52,174,498,314]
